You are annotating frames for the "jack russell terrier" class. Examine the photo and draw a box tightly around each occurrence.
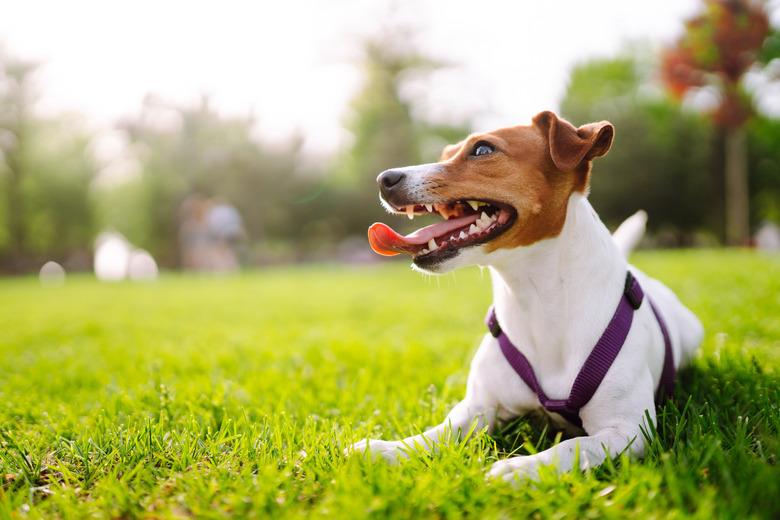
[347,111,704,481]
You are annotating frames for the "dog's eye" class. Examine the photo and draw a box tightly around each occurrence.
[471,142,495,157]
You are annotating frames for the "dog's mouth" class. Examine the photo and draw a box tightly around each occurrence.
[368,200,516,260]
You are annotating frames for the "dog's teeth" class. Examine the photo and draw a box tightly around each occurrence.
[420,248,429,255]
[476,218,490,230]
[428,238,438,251]
[467,201,479,211]
[490,213,498,221]
[480,211,489,221]
[407,206,415,219]
[459,230,468,240]
[469,224,479,235]
[425,204,433,212]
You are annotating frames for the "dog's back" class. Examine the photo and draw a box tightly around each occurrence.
[612,210,704,370]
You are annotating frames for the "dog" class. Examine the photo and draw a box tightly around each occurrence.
[347,111,704,481]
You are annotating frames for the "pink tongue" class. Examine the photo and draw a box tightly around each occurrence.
[368,213,480,256]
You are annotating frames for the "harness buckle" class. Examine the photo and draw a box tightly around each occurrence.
[486,307,502,338]
[624,271,643,310]
[489,318,502,338]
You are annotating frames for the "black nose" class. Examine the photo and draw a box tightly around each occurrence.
[377,169,406,199]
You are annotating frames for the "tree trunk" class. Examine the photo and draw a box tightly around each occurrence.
[724,126,749,246]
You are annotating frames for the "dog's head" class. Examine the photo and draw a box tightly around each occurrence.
[368,111,614,274]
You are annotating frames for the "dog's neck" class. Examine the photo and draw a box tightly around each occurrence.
[486,193,627,374]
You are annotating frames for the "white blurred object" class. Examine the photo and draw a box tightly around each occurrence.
[94,232,131,281]
[128,249,158,281]
[755,222,780,251]
[94,231,160,282]
[206,201,245,272]
[39,261,66,286]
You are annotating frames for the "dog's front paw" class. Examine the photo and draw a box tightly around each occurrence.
[487,456,543,483]
[345,438,406,465]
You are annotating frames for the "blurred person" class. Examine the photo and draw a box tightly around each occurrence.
[206,197,247,272]
[178,194,213,271]
[755,221,780,251]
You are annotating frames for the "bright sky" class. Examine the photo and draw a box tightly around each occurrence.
[2,0,706,157]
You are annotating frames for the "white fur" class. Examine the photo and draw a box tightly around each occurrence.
[349,192,704,482]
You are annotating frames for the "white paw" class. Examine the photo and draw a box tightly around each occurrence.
[487,456,543,482]
[345,438,406,465]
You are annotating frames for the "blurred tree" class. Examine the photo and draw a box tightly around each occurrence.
[747,115,780,224]
[340,40,422,186]
[334,30,471,241]
[0,48,97,272]
[0,49,38,270]
[661,0,773,245]
[101,95,319,266]
[20,118,96,260]
[561,52,715,243]
[107,29,475,266]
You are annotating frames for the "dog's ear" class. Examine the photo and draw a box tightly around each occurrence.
[532,111,614,172]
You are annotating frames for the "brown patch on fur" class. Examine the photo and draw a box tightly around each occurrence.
[430,111,613,251]
[440,142,464,162]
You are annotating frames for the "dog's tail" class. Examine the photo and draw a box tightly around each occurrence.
[612,210,647,258]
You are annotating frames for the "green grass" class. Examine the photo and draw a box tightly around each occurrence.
[0,250,778,519]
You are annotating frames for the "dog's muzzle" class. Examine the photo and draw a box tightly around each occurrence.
[377,169,406,204]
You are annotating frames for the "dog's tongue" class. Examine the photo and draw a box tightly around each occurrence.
[368,213,480,256]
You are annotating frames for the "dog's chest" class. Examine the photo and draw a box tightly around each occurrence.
[471,334,583,422]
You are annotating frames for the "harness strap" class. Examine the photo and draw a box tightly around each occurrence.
[486,272,675,429]
[651,299,676,401]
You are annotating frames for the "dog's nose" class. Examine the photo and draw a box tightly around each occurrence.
[377,169,406,198]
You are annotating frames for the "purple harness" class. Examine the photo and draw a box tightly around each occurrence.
[485,272,675,429]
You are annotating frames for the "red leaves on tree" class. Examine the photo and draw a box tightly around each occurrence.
[661,0,770,128]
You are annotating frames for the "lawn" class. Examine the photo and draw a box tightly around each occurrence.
[1,250,778,519]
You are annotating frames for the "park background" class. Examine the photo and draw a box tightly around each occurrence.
[2,0,780,275]
[1,2,780,518]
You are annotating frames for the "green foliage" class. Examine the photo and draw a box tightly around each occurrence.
[561,52,716,240]
[340,41,423,184]
[562,47,780,241]
[1,36,473,271]
[660,0,776,246]
[96,34,472,267]
[7,18,780,270]
[0,50,97,270]
[333,34,472,241]
[99,96,321,266]
[748,115,780,222]
[561,55,642,119]
[0,251,778,518]
[19,118,97,258]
